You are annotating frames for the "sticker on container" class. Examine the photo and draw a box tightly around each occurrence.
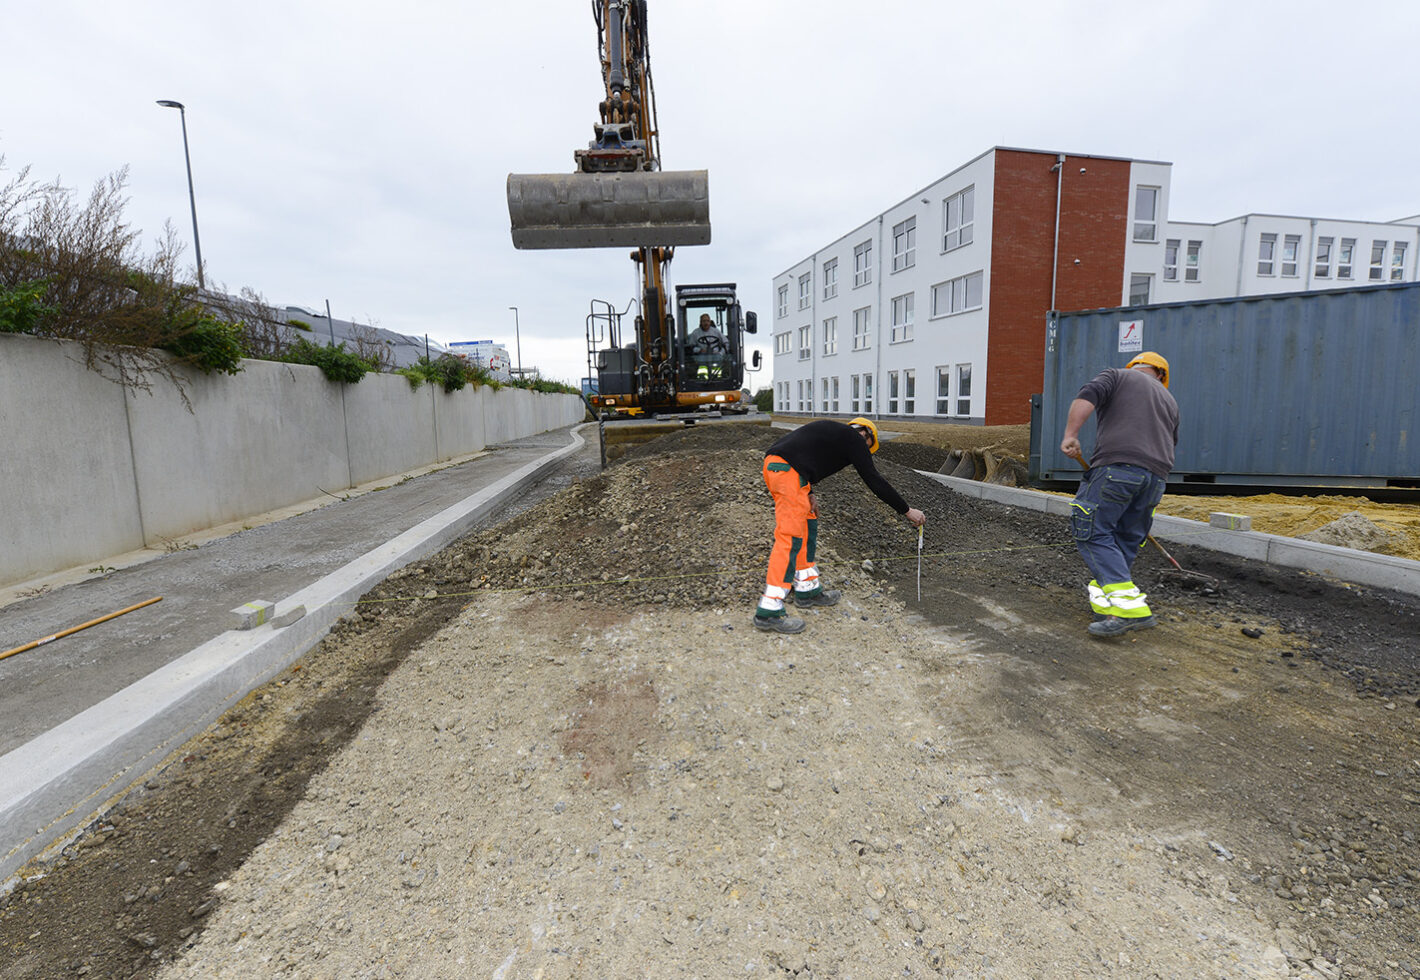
[1118,319,1143,353]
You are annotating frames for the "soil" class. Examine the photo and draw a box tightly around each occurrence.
[3,423,1419,979]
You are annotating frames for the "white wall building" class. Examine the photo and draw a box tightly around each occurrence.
[770,147,1420,425]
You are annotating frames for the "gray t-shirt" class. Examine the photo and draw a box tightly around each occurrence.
[1076,367,1179,478]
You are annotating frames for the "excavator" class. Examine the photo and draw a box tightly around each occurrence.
[506,0,763,459]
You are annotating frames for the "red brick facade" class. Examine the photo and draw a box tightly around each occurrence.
[985,151,1130,423]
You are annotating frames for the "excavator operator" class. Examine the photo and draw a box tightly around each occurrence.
[753,418,926,634]
[690,313,728,380]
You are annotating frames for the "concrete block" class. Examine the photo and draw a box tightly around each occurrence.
[231,601,275,630]
[1209,512,1252,531]
[271,604,307,629]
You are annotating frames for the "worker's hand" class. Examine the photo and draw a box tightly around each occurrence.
[905,507,926,527]
[1060,435,1082,460]
[807,491,817,517]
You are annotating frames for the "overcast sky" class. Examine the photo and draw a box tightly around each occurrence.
[4,1,1416,385]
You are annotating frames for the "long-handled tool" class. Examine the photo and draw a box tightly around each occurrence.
[1,596,164,662]
[916,524,924,601]
[1069,454,1214,587]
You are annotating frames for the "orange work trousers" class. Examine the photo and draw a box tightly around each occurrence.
[763,455,818,591]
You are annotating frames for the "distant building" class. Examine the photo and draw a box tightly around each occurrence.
[770,146,1420,424]
[448,340,512,382]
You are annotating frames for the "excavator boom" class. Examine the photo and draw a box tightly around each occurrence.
[507,0,710,249]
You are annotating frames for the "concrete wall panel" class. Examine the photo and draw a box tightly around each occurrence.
[0,336,146,581]
[125,359,351,541]
[343,373,438,484]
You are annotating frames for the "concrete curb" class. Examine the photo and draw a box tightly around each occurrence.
[920,471,1420,598]
[0,427,586,885]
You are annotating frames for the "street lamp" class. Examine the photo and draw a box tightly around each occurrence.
[508,306,522,377]
[155,99,205,290]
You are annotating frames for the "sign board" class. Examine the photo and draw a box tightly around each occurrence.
[1117,319,1143,353]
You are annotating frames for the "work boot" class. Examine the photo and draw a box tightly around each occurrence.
[753,610,806,634]
[1087,614,1157,638]
[787,587,841,607]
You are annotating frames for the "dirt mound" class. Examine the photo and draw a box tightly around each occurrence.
[1299,512,1405,553]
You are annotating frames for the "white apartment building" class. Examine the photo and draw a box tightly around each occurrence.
[771,146,1420,425]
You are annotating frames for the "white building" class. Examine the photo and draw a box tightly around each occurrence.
[770,147,1420,425]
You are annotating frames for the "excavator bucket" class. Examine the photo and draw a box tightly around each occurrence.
[507,170,711,249]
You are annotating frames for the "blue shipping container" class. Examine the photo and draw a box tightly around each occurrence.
[1034,281,1420,490]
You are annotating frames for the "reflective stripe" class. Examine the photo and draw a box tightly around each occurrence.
[794,565,820,593]
[1087,579,1110,615]
[1101,581,1152,618]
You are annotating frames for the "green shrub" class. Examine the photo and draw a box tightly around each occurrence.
[753,387,774,412]
[396,354,479,393]
[0,280,56,335]
[288,318,312,331]
[508,376,579,395]
[158,314,247,375]
[281,337,377,383]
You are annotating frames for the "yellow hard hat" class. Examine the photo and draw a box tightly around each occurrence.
[849,416,879,453]
[1125,351,1170,388]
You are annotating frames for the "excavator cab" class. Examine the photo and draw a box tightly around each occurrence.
[673,283,755,410]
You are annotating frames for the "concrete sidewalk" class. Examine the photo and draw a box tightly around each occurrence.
[0,424,588,883]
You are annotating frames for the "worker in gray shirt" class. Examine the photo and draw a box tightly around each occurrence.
[1060,352,1179,637]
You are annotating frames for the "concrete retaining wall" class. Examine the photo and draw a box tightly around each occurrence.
[0,334,584,587]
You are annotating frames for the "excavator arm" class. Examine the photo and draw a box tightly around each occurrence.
[507,0,710,250]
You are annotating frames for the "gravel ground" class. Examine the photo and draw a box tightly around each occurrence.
[3,423,1419,979]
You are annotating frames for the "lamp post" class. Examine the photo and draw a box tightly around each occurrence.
[155,99,205,290]
[508,306,522,378]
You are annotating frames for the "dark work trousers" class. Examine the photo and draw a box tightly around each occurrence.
[1069,463,1167,587]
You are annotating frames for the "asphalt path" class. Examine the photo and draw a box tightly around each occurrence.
[0,425,593,757]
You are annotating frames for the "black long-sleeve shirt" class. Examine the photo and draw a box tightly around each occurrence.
[766,421,909,514]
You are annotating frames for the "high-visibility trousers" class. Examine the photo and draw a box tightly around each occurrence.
[762,455,818,594]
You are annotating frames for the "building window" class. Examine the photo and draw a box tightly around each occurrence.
[1338,238,1355,279]
[887,371,899,414]
[1129,273,1152,306]
[774,331,791,355]
[821,378,829,414]
[823,258,838,300]
[934,366,951,415]
[831,376,840,414]
[797,324,811,360]
[1163,239,1179,282]
[777,284,789,317]
[850,375,861,414]
[891,216,916,272]
[1282,234,1301,278]
[955,363,972,416]
[863,373,873,414]
[890,292,914,342]
[1133,186,1159,242]
[903,370,915,414]
[797,273,812,310]
[1393,242,1409,281]
[852,306,871,351]
[853,240,873,287]
[822,316,837,356]
[1314,236,1333,279]
[1257,233,1277,276]
[929,271,983,317]
[1369,240,1387,281]
[943,186,974,251]
[794,380,802,413]
[1185,240,1202,282]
